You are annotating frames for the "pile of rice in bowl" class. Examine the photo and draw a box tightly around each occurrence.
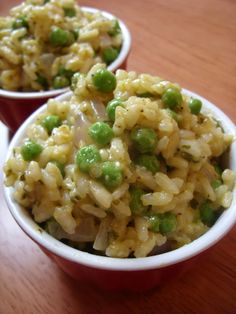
[4,63,236,258]
[0,0,122,91]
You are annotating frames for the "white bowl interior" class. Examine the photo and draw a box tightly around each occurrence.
[0,6,131,100]
[3,89,236,271]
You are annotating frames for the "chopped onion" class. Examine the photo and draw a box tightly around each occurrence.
[93,217,111,250]
[70,217,98,242]
[73,110,91,146]
[39,53,55,68]
[90,99,106,121]
[47,217,97,242]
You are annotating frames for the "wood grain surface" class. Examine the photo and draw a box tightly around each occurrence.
[0,1,236,313]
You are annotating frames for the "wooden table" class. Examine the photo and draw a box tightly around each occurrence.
[0,1,236,313]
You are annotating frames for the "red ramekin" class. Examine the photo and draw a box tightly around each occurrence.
[0,7,131,133]
[3,90,236,291]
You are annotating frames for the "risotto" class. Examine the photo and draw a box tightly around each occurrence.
[4,64,236,258]
[0,0,122,91]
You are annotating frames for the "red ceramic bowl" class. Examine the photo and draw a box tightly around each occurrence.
[3,90,236,292]
[0,7,131,133]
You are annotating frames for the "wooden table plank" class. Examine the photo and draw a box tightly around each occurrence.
[0,1,236,313]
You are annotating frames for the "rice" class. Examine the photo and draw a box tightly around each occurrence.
[4,63,236,258]
[0,0,122,91]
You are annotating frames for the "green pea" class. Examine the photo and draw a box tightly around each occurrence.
[76,145,101,173]
[66,31,75,46]
[159,212,177,234]
[53,76,70,89]
[135,154,160,174]
[12,16,29,29]
[199,201,216,226]
[101,161,123,188]
[131,127,158,153]
[146,214,160,232]
[162,88,182,110]
[102,47,119,65]
[211,179,222,189]
[188,98,202,115]
[49,161,65,177]
[166,108,180,122]
[21,140,43,161]
[41,115,62,134]
[50,27,75,47]
[88,122,114,146]
[36,74,48,90]
[63,7,76,17]
[130,187,147,215]
[108,19,121,36]
[106,99,125,121]
[92,69,117,93]
[66,32,75,45]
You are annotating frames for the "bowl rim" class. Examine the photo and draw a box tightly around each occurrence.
[3,89,236,271]
[0,6,131,100]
